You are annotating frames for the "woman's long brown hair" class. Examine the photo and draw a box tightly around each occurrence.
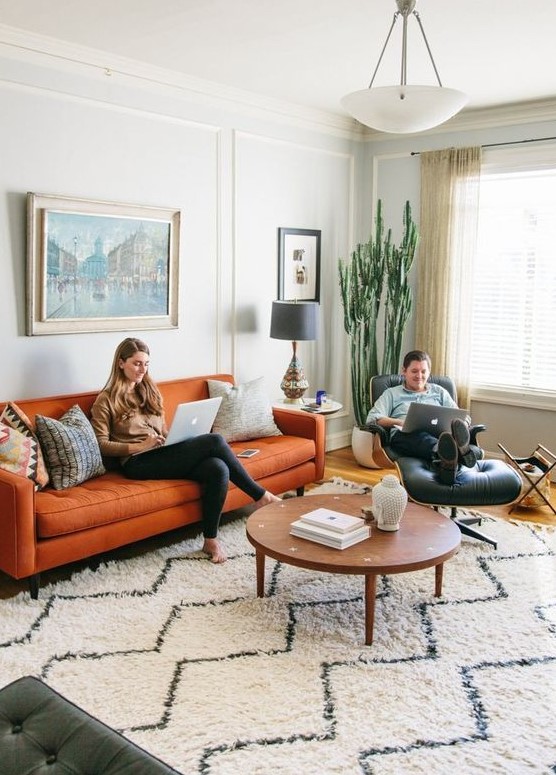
[102,337,163,419]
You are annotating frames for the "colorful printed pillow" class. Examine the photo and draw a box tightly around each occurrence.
[35,404,105,491]
[0,402,49,489]
[0,422,39,485]
[207,377,282,442]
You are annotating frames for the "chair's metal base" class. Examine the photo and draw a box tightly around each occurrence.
[450,507,498,550]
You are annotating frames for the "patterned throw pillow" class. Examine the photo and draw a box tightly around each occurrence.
[207,377,282,443]
[0,423,39,484]
[0,402,50,489]
[35,404,105,491]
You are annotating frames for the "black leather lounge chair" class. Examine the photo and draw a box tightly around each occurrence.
[363,374,522,549]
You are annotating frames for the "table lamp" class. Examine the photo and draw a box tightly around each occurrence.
[270,300,319,403]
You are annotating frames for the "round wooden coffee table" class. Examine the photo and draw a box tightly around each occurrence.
[246,494,461,645]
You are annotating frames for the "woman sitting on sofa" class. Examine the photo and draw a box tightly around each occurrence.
[90,337,280,564]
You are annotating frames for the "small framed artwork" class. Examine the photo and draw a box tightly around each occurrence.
[26,192,181,335]
[277,227,321,302]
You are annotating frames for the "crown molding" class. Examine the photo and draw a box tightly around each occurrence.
[5,23,552,143]
[362,97,556,141]
[0,23,359,139]
[443,98,556,132]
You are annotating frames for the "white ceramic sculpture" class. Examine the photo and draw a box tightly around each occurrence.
[372,474,408,531]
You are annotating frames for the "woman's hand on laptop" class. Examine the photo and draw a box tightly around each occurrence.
[135,433,165,454]
[149,433,166,449]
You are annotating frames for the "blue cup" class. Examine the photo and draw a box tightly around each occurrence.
[316,390,327,406]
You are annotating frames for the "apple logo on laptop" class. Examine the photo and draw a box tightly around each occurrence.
[431,418,439,425]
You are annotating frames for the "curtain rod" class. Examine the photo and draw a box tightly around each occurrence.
[410,136,556,156]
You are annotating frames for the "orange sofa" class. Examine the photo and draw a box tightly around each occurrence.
[0,374,325,598]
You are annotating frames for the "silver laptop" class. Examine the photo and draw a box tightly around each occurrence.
[164,397,222,446]
[401,402,470,437]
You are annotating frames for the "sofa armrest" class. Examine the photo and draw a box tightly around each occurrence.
[272,408,326,481]
[0,469,37,580]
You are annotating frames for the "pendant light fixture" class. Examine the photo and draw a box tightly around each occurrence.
[341,0,467,134]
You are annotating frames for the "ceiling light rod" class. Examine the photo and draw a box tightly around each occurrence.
[368,0,442,92]
[341,0,467,133]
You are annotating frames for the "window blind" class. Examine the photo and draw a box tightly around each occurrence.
[470,144,556,397]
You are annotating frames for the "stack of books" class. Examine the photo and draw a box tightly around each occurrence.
[290,507,370,549]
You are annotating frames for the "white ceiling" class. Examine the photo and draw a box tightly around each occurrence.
[0,0,555,120]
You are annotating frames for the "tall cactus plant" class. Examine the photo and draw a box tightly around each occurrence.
[339,200,387,427]
[338,200,418,427]
[382,201,418,374]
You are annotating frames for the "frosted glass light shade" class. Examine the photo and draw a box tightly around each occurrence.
[341,84,468,134]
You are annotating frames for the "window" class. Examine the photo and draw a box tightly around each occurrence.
[470,144,556,405]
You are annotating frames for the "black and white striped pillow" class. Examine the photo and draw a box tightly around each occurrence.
[35,405,105,490]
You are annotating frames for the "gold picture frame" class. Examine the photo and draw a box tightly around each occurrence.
[26,192,181,335]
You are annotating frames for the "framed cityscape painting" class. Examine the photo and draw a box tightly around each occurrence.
[277,227,321,303]
[26,192,180,335]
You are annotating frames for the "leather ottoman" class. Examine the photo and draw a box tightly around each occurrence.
[0,676,179,774]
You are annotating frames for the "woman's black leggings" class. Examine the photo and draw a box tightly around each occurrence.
[122,433,266,538]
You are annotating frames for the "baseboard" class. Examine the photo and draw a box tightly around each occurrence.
[326,429,351,452]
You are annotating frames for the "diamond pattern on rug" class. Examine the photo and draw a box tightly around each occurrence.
[332,661,477,750]
[0,497,554,774]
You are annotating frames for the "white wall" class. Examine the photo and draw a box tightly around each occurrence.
[233,132,352,403]
[0,42,356,452]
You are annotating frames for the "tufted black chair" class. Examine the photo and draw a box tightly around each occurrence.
[364,374,522,549]
[0,676,179,774]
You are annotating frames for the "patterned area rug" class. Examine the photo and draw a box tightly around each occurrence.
[0,479,555,773]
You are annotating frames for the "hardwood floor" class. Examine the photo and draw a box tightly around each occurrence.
[320,446,556,528]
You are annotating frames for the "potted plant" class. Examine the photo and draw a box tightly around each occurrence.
[338,199,418,465]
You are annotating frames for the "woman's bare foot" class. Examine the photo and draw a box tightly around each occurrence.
[253,491,282,510]
[202,537,227,564]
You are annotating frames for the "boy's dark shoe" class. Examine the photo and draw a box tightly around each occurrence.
[451,417,477,468]
[436,431,458,485]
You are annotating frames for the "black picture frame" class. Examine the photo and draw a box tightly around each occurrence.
[277,227,321,303]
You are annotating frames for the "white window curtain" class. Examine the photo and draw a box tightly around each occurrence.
[416,147,481,408]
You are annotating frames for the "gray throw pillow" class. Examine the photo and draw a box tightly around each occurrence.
[207,377,282,443]
[35,404,106,490]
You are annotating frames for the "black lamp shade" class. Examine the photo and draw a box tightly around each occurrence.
[270,301,318,341]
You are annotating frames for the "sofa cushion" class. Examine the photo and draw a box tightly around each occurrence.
[207,377,281,442]
[35,404,105,490]
[34,434,314,538]
[0,423,39,484]
[230,434,315,479]
[35,473,202,537]
[0,402,50,489]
